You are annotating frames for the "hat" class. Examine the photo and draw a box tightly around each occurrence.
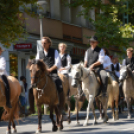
[89,36,98,42]
[0,46,4,52]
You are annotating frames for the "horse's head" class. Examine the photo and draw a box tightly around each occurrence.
[119,65,131,82]
[70,62,83,88]
[27,59,47,88]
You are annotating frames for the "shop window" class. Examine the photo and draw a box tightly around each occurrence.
[9,54,18,79]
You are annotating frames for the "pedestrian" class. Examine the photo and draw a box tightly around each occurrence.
[19,76,26,115]
[58,43,71,77]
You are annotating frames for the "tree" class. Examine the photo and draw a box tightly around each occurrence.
[0,0,37,48]
[66,0,134,54]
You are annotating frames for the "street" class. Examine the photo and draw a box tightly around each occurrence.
[0,109,134,134]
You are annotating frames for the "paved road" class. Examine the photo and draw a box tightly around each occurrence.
[0,110,134,134]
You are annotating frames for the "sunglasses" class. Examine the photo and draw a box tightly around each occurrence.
[90,41,96,44]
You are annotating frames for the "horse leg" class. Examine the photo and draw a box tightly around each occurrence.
[111,101,115,121]
[66,98,71,124]
[95,97,102,120]
[11,119,17,134]
[91,101,97,125]
[99,96,108,123]
[49,106,57,132]
[83,95,94,126]
[76,98,80,125]
[36,106,42,133]
[55,106,63,131]
[115,99,119,120]
[126,97,132,119]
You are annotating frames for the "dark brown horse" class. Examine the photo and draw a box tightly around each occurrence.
[27,59,65,133]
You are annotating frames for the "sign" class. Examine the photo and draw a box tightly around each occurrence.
[14,43,32,50]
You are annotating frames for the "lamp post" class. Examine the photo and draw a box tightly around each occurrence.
[37,0,48,39]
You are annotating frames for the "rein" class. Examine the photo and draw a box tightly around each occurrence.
[0,83,5,96]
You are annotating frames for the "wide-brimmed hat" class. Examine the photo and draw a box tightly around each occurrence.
[89,36,98,42]
[0,46,5,52]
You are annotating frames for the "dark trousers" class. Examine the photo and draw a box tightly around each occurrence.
[50,73,63,93]
[1,75,10,104]
[95,68,108,94]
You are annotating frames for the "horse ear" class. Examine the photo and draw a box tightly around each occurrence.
[70,64,72,68]
[127,64,131,69]
[26,59,32,69]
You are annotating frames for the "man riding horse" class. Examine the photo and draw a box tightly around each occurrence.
[36,37,64,104]
[120,47,134,101]
[84,36,108,98]
[0,46,12,108]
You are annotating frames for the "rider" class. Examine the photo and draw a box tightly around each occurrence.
[36,37,64,103]
[0,46,12,108]
[58,43,71,77]
[84,36,108,97]
[103,48,112,71]
[120,47,134,100]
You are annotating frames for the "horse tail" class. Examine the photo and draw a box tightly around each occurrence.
[107,84,114,108]
[1,99,20,122]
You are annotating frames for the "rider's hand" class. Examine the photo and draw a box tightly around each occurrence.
[89,64,94,70]
[59,68,65,72]
[47,69,51,74]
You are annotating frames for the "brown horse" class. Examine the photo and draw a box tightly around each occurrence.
[27,59,66,133]
[0,76,21,134]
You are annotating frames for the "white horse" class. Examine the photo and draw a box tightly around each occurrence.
[70,63,119,126]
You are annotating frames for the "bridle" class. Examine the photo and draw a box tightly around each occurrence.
[31,69,48,91]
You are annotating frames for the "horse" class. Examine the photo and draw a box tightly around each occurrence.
[119,65,134,119]
[0,76,21,134]
[27,59,68,133]
[95,72,119,121]
[70,63,119,126]
[58,73,85,124]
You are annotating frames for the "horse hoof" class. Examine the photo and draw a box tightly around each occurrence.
[68,120,71,124]
[12,128,17,134]
[52,126,58,132]
[127,115,131,119]
[83,121,88,126]
[36,129,42,134]
[98,116,102,120]
[93,121,97,125]
[6,130,11,134]
[76,121,80,125]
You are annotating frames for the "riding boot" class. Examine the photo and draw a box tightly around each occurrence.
[101,84,108,97]
[1,75,12,108]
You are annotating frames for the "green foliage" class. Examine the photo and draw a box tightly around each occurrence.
[66,0,134,53]
[0,0,37,47]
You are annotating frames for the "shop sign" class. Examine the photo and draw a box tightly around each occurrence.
[14,43,32,50]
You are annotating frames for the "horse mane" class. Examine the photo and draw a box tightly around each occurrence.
[27,59,48,72]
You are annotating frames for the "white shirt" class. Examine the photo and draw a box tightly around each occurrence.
[84,48,105,64]
[103,55,112,71]
[0,56,8,76]
[58,54,71,74]
[36,49,61,69]
[19,81,25,97]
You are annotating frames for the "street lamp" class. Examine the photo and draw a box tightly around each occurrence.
[37,0,48,39]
